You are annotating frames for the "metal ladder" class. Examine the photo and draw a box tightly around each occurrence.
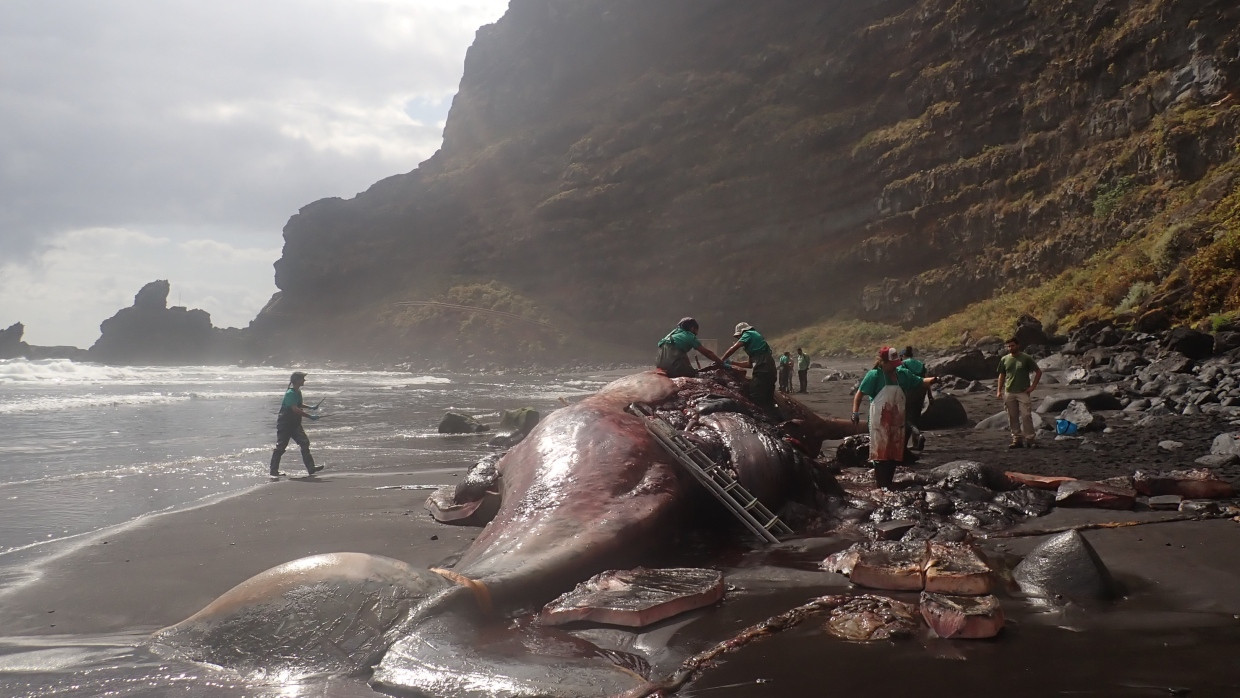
[628,403,792,544]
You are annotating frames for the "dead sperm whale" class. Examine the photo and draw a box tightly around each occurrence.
[152,369,839,690]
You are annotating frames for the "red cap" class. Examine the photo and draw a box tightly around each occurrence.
[879,346,900,361]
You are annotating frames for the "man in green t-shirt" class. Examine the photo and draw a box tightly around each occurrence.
[655,317,724,378]
[997,337,1043,448]
[795,347,811,393]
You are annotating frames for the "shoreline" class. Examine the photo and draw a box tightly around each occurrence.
[2,365,1239,696]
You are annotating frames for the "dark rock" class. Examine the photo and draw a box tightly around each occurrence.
[1013,314,1051,348]
[87,280,243,365]
[1138,352,1195,377]
[487,408,540,447]
[926,350,995,381]
[992,488,1056,517]
[1036,389,1123,414]
[1162,327,1214,360]
[1091,327,1124,347]
[1214,331,1240,353]
[0,322,30,359]
[918,393,969,429]
[438,412,490,434]
[1134,309,1172,333]
[1110,351,1149,375]
[875,519,918,540]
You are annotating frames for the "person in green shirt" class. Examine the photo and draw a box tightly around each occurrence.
[777,351,793,393]
[720,321,777,408]
[900,346,932,451]
[270,371,324,477]
[851,346,938,487]
[795,347,810,393]
[655,317,723,378]
[997,337,1043,448]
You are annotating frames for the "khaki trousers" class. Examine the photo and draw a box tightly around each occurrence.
[1003,391,1035,441]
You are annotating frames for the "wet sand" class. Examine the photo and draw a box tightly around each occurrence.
[2,366,1239,696]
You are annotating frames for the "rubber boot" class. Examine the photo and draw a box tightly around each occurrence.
[873,461,898,489]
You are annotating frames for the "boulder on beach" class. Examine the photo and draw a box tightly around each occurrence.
[918,393,969,429]
[437,412,490,434]
[1012,530,1116,603]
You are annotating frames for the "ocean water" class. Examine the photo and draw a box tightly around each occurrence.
[0,358,607,697]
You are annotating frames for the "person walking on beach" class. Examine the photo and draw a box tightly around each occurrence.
[720,322,777,408]
[270,371,324,477]
[656,317,724,378]
[778,351,793,393]
[997,337,1042,449]
[851,346,938,488]
[901,346,931,451]
[796,347,810,393]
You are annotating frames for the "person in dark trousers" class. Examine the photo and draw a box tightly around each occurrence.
[655,317,724,377]
[720,322,777,408]
[900,346,931,451]
[796,347,810,393]
[777,351,793,393]
[270,371,323,477]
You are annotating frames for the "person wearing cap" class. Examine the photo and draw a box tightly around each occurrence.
[656,317,723,378]
[270,371,324,477]
[720,322,777,408]
[850,346,938,487]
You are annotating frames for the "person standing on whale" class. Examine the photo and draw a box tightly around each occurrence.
[655,317,724,378]
[720,321,777,408]
[270,371,324,477]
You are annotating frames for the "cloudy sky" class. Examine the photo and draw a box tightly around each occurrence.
[0,0,509,348]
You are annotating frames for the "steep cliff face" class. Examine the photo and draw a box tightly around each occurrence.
[256,0,1240,363]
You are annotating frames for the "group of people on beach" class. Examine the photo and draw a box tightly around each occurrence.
[654,316,1045,487]
[269,320,1043,483]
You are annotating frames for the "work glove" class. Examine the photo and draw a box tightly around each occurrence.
[850,411,861,424]
[723,359,732,368]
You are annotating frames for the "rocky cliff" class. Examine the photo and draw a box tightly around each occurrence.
[254,0,1240,365]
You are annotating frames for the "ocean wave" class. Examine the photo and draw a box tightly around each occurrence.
[0,358,452,388]
[0,390,277,415]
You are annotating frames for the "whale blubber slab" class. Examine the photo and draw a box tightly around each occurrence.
[539,567,724,627]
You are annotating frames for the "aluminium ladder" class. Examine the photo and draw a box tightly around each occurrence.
[628,403,792,544]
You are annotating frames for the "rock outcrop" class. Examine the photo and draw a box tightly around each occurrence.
[88,281,248,365]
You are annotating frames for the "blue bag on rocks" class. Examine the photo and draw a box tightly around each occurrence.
[1055,419,1079,436]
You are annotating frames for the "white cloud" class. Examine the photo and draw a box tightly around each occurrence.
[0,0,509,347]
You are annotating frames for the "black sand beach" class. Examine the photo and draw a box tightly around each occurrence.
[2,366,1239,697]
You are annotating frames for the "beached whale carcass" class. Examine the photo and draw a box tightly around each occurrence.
[152,369,846,692]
